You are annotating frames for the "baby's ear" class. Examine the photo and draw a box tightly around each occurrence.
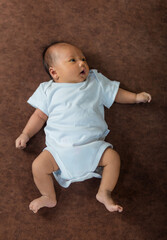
[49,67,59,80]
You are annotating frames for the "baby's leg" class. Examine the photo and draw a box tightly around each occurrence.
[96,147,123,213]
[29,150,59,213]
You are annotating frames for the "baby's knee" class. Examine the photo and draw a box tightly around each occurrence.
[102,148,121,166]
[99,147,121,166]
[32,158,42,175]
[113,149,120,160]
[32,155,48,175]
[32,151,59,175]
[109,149,120,164]
[114,151,121,168]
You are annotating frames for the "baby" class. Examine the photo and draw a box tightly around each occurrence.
[15,42,151,214]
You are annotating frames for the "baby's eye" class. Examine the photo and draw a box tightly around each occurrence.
[69,59,76,62]
[82,58,86,61]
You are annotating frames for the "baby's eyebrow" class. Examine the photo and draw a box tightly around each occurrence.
[66,55,75,59]
[68,55,86,59]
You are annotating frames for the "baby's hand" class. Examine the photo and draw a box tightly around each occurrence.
[15,133,29,149]
[136,92,151,104]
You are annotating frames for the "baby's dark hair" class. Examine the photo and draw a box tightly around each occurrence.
[42,41,66,78]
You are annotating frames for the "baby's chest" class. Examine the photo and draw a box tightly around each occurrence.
[47,87,101,114]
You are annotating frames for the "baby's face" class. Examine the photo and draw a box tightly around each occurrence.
[49,44,89,83]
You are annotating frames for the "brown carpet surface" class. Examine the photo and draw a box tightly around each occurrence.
[0,0,166,239]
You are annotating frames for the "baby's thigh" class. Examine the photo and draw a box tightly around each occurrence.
[32,150,59,174]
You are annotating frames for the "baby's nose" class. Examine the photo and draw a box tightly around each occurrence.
[78,61,85,68]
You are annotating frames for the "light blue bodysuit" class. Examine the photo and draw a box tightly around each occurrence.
[27,69,120,187]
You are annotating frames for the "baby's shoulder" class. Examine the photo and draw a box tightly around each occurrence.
[89,69,105,83]
[89,69,98,76]
[39,80,54,94]
[89,69,104,79]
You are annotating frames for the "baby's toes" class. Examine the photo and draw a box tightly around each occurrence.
[29,202,38,213]
[109,204,123,213]
[117,205,123,212]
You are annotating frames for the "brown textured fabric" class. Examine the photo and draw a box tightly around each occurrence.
[0,0,166,239]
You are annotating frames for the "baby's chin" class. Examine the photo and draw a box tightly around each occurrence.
[71,79,86,83]
[68,76,88,83]
[53,75,88,83]
[78,73,88,82]
[76,77,87,83]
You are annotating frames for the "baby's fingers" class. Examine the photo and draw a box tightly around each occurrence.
[144,93,151,103]
[15,138,26,149]
[15,138,20,148]
[19,142,26,149]
[147,93,152,102]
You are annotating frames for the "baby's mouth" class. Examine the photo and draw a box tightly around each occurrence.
[80,69,85,75]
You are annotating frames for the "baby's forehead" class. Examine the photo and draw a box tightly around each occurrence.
[50,44,84,58]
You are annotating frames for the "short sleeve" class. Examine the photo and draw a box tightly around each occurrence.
[27,83,49,116]
[92,70,120,108]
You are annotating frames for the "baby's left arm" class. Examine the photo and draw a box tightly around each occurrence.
[115,88,151,104]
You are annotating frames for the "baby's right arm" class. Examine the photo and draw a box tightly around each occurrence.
[15,109,48,149]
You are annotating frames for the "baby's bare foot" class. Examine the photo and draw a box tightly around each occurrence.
[96,191,123,213]
[29,196,57,213]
